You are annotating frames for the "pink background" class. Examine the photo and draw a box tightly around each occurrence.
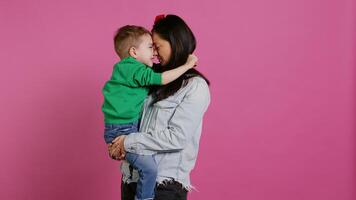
[0,0,355,199]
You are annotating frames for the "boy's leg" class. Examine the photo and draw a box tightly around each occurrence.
[125,153,157,200]
[104,121,139,144]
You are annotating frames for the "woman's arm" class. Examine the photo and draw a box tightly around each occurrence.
[112,78,210,155]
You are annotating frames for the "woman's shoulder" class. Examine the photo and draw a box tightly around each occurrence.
[184,76,209,91]
[150,76,210,108]
[175,76,210,101]
[179,76,211,109]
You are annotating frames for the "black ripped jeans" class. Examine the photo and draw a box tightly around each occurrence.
[121,180,188,200]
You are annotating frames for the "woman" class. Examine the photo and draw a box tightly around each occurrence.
[110,14,210,200]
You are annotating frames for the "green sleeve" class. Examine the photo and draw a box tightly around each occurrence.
[132,65,162,86]
[117,57,162,87]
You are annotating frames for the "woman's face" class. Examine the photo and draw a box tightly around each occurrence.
[152,32,172,65]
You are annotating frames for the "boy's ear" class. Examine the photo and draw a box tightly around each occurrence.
[129,47,137,58]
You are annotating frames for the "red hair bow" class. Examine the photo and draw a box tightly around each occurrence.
[154,14,165,24]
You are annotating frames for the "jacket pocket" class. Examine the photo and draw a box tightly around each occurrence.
[153,100,179,128]
[153,99,179,109]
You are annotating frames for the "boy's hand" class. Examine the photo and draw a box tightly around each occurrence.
[186,54,198,68]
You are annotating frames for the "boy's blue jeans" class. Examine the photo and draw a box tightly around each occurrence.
[104,122,157,200]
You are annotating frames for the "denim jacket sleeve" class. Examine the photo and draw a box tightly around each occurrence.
[124,77,210,153]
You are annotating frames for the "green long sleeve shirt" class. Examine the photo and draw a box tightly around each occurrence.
[102,57,162,124]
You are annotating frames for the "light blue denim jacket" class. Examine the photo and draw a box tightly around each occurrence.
[121,76,210,190]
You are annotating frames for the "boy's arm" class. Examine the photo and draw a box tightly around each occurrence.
[161,54,197,85]
[131,54,197,86]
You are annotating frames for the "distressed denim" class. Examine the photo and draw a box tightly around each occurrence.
[121,179,188,200]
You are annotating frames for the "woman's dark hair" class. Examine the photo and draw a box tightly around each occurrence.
[151,14,210,103]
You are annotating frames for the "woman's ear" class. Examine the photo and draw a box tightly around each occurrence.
[129,47,137,58]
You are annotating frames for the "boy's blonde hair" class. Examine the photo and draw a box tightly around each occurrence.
[114,25,151,59]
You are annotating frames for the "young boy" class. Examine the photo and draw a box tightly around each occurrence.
[102,25,197,200]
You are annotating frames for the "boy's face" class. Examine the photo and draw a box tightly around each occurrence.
[134,34,154,67]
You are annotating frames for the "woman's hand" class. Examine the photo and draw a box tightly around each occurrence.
[108,135,126,160]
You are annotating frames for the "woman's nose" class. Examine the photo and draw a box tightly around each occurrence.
[153,48,158,56]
